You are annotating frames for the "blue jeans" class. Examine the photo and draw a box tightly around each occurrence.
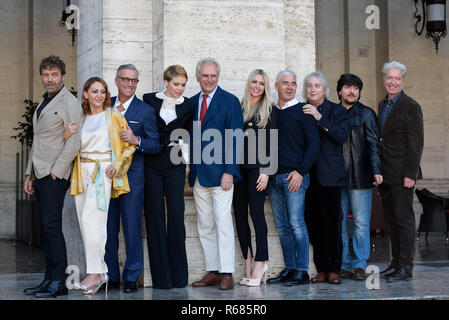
[268,173,310,271]
[340,187,372,270]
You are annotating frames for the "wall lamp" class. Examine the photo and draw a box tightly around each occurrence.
[414,0,447,53]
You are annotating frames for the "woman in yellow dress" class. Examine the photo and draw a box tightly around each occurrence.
[68,77,135,295]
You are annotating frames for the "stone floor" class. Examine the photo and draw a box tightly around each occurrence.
[1,232,449,301]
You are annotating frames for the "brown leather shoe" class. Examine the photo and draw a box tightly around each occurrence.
[339,269,353,279]
[328,272,341,284]
[219,275,234,290]
[353,268,367,281]
[311,272,328,283]
[192,273,222,287]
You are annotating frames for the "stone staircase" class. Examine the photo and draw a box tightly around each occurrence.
[64,178,449,288]
[142,183,316,287]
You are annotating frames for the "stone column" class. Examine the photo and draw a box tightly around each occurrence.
[78,0,153,97]
[146,0,317,285]
[72,0,154,286]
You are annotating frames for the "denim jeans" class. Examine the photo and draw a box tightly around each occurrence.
[268,173,310,271]
[340,187,373,270]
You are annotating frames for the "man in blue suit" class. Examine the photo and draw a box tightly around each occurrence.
[105,64,160,293]
[189,58,244,290]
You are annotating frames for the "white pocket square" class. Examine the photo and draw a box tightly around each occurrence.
[129,121,139,124]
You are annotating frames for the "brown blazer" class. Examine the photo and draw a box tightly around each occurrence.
[377,91,424,185]
[26,86,82,180]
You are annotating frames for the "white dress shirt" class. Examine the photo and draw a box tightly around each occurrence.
[113,94,135,115]
[156,91,184,125]
[275,97,300,110]
[113,94,141,147]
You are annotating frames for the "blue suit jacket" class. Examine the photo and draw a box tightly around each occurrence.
[314,99,348,187]
[111,96,160,191]
[188,86,244,188]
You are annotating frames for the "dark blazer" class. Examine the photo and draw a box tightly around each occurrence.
[343,102,381,189]
[377,91,424,185]
[142,92,195,170]
[188,86,244,187]
[313,99,348,187]
[240,108,277,171]
[111,96,160,189]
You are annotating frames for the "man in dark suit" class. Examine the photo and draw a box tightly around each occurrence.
[189,58,244,290]
[105,64,160,293]
[377,61,424,282]
[302,71,348,285]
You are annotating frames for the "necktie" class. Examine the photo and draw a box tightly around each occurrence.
[117,103,125,113]
[199,94,208,123]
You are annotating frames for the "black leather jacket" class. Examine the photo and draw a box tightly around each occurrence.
[342,102,381,189]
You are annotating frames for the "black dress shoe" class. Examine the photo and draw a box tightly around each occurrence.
[34,281,68,298]
[267,268,297,284]
[387,268,412,282]
[24,279,51,295]
[284,271,310,286]
[124,281,138,293]
[380,265,399,278]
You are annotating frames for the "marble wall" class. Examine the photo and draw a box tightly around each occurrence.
[75,0,317,286]
[0,0,77,238]
[387,0,449,180]
[315,0,449,179]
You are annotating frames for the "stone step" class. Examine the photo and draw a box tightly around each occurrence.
[63,179,449,288]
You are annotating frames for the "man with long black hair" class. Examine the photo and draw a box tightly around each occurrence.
[336,74,382,281]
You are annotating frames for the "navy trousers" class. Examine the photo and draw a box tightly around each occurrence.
[105,177,144,283]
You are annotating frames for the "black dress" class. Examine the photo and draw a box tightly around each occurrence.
[142,92,194,289]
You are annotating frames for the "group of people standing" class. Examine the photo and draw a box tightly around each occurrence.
[23,54,423,298]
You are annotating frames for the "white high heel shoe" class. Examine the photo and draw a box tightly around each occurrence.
[240,256,254,285]
[245,263,269,287]
[75,273,109,296]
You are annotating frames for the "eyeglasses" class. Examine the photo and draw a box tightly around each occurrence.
[117,76,139,85]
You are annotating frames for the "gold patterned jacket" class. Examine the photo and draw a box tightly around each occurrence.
[70,108,135,198]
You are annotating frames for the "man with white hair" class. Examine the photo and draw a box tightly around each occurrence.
[189,58,244,290]
[377,61,423,282]
[302,71,348,285]
[266,70,319,286]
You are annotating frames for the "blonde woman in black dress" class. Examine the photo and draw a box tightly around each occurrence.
[233,69,276,286]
